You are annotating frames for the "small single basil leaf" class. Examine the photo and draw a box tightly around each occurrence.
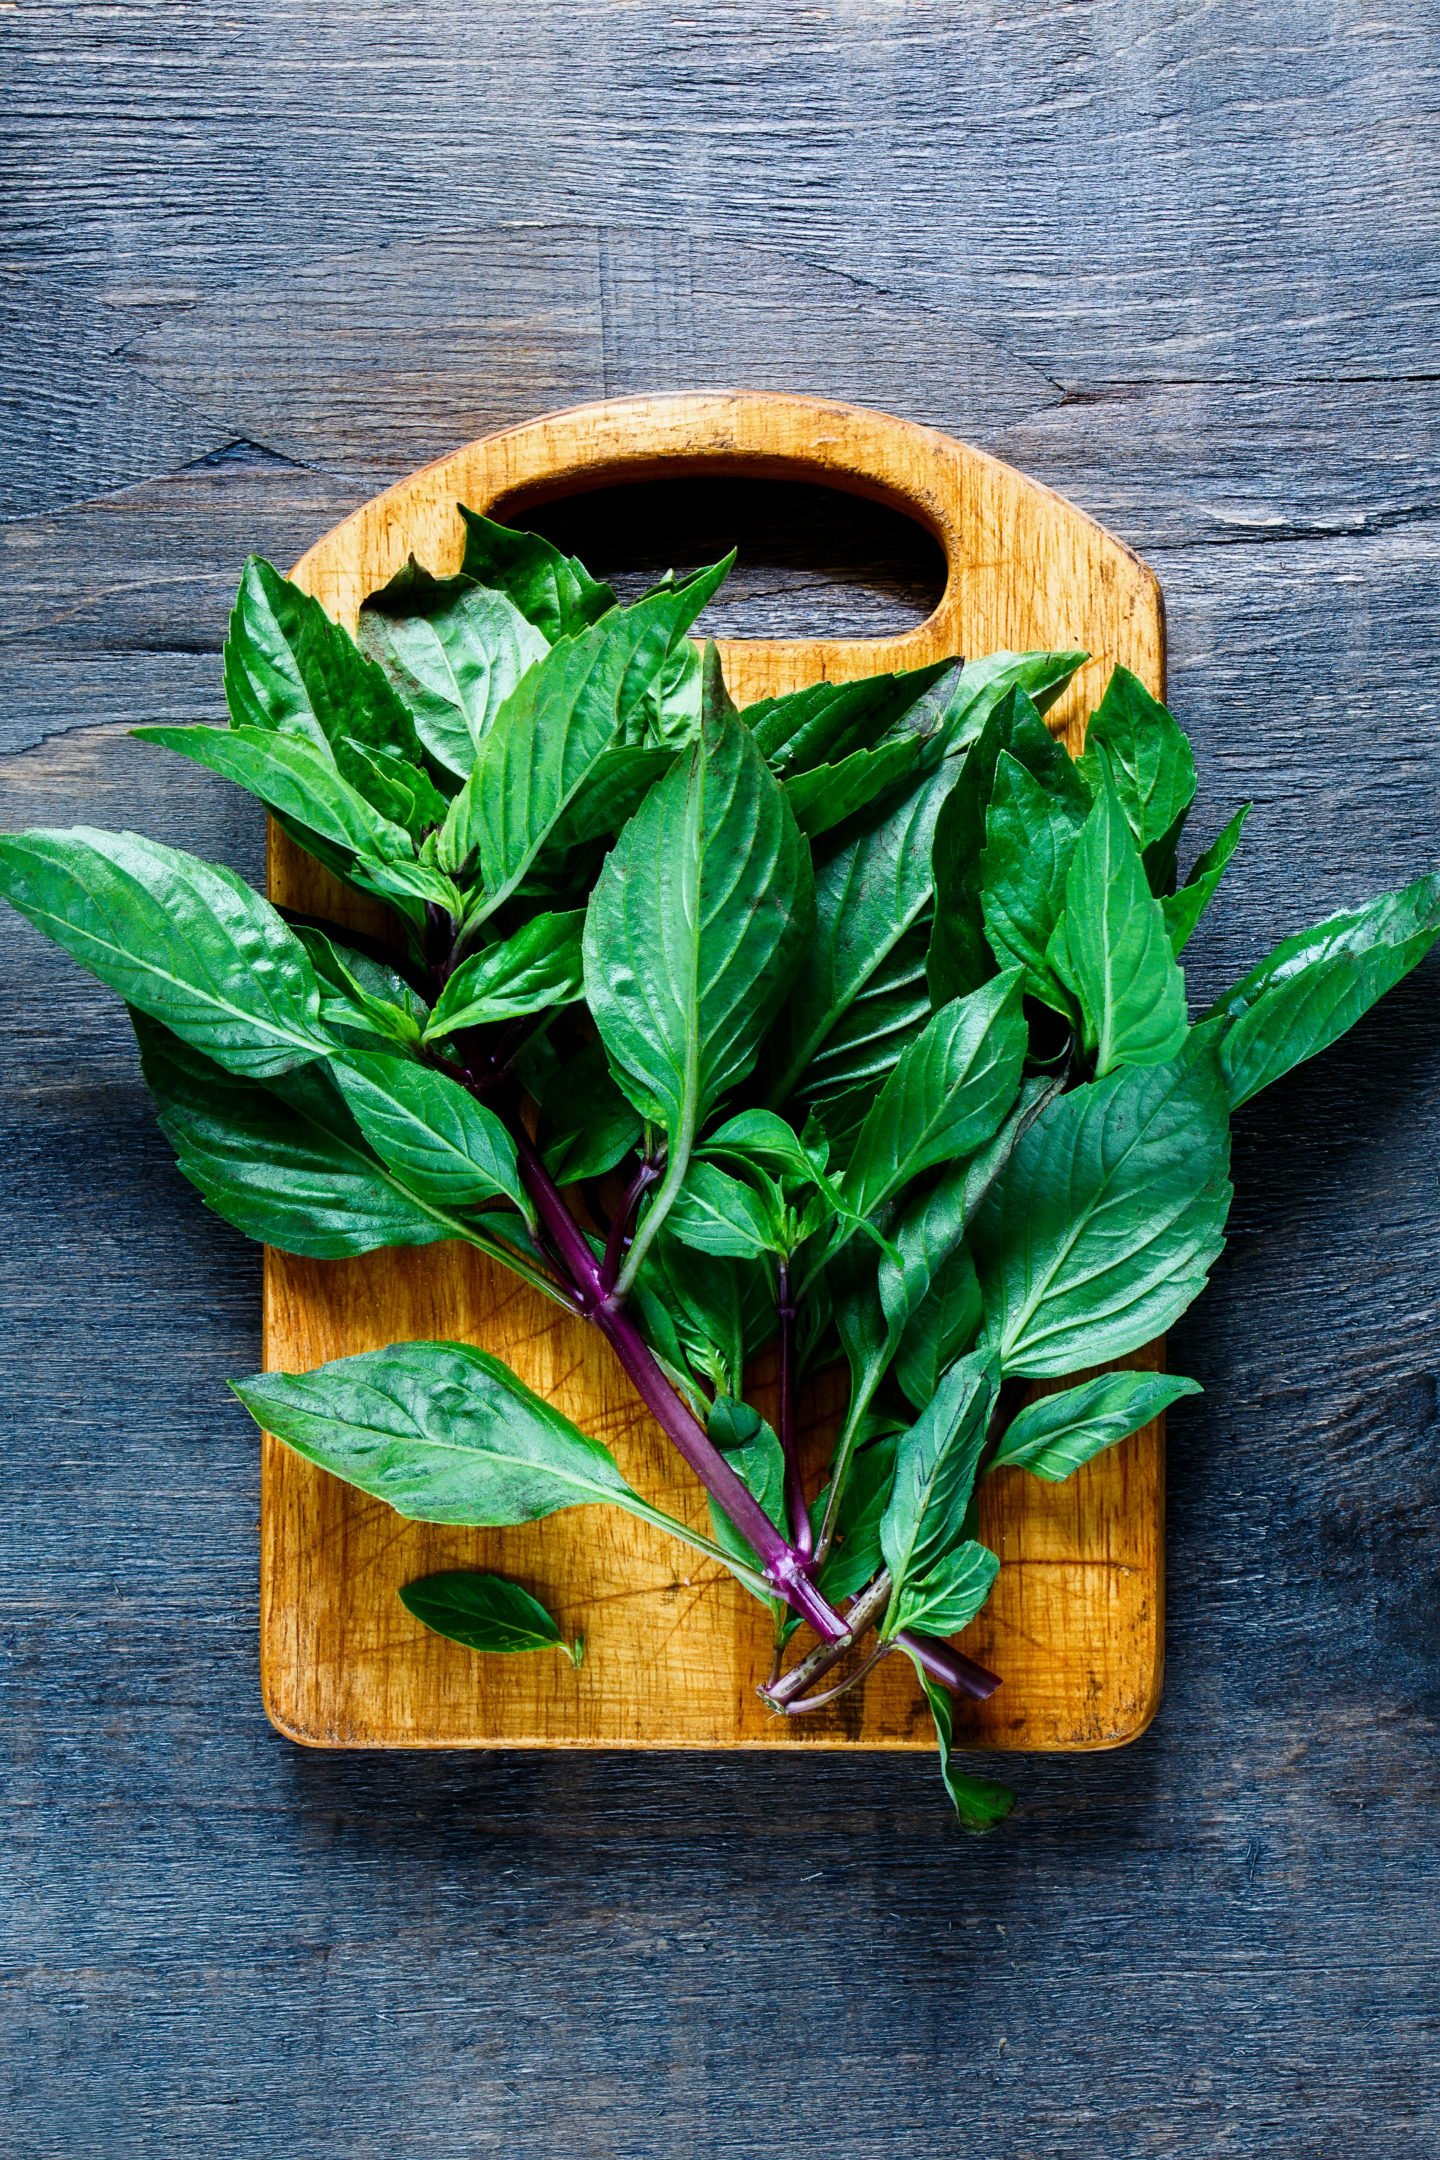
[706,1395,789,1588]
[222,556,426,788]
[439,560,729,910]
[457,509,618,642]
[543,745,676,853]
[894,1243,984,1410]
[813,1433,899,1605]
[927,685,1090,1006]
[991,1370,1202,1482]
[938,649,1088,748]
[743,661,956,775]
[133,724,414,865]
[879,1349,1000,1635]
[357,560,551,778]
[133,1012,468,1256]
[585,670,814,1269]
[0,826,326,1077]
[232,1340,648,1526]
[979,749,1089,1014]
[911,1663,1017,1831]
[783,735,930,839]
[1205,871,1440,1109]
[1078,665,1197,871]
[840,971,1027,1221]
[399,1570,581,1664]
[1162,803,1250,957]
[423,912,585,1041]
[342,740,455,835]
[1055,770,1189,1074]
[769,759,961,1105]
[334,1050,531,1216]
[973,1036,1233,1377]
[890,1537,999,1640]
[536,1037,645,1186]
[666,1160,786,1260]
[295,925,427,1048]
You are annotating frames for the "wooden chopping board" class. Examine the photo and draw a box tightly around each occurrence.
[261,391,1166,1752]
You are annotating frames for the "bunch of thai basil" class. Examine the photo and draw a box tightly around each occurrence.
[2,511,1434,1828]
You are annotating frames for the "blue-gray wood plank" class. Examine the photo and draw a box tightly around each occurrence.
[2,4,1438,2152]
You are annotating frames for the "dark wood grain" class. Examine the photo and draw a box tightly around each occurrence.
[2,4,1438,2152]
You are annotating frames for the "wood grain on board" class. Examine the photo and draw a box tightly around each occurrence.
[263,391,1166,1751]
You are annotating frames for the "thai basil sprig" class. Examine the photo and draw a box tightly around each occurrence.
[3,509,1435,1830]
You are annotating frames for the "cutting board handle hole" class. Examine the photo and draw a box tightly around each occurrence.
[495,475,947,643]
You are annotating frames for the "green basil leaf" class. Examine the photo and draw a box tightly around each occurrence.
[1205,871,1440,1108]
[743,661,955,775]
[399,1570,581,1664]
[295,926,427,1047]
[584,661,813,1258]
[991,1369,1201,1482]
[334,1050,530,1215]
[1055,771,1189,1074]
[769,760,959,1106]
[894,1244,983,1410]
[840,971,1027,1221]
[879,1348,999,1635]
[232,1340,650,1525]
[358,562,551,779]
[707,1396,788,1587]
[544,746,676,853]
[795,921,933,1105]
[979,749,1089,1013]
[438,560,729,911]
[424,912,585,1042]
[347,854,466,916]
[938,648,1088,747]
[702,1108,820,1185]
[891,1537,999,1640]
[832,1083,1045,1445]
[910,1662,1016,1831]
[458,509,618,641]
[133,724,414,864]
[928,685,1090,1006]
[783,735,930,839]
[535,1037,645,1185]
[667,1161,786,1260]
[0,826,326,1077]
[973,1038,1233,1377]
[628,1229,771,1404]
[341,740,454,835]
[133,1013,470,1257]
[813,1433,899,1604]
[223,555,425,790]
[1162,803,1250,957]
[1078,665,1196,874]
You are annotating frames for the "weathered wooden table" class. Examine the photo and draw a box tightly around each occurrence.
[3,7,1438,2154]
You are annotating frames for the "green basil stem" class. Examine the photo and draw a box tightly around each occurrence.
[812,1383,880,1569]
[776,1261,812,1563]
